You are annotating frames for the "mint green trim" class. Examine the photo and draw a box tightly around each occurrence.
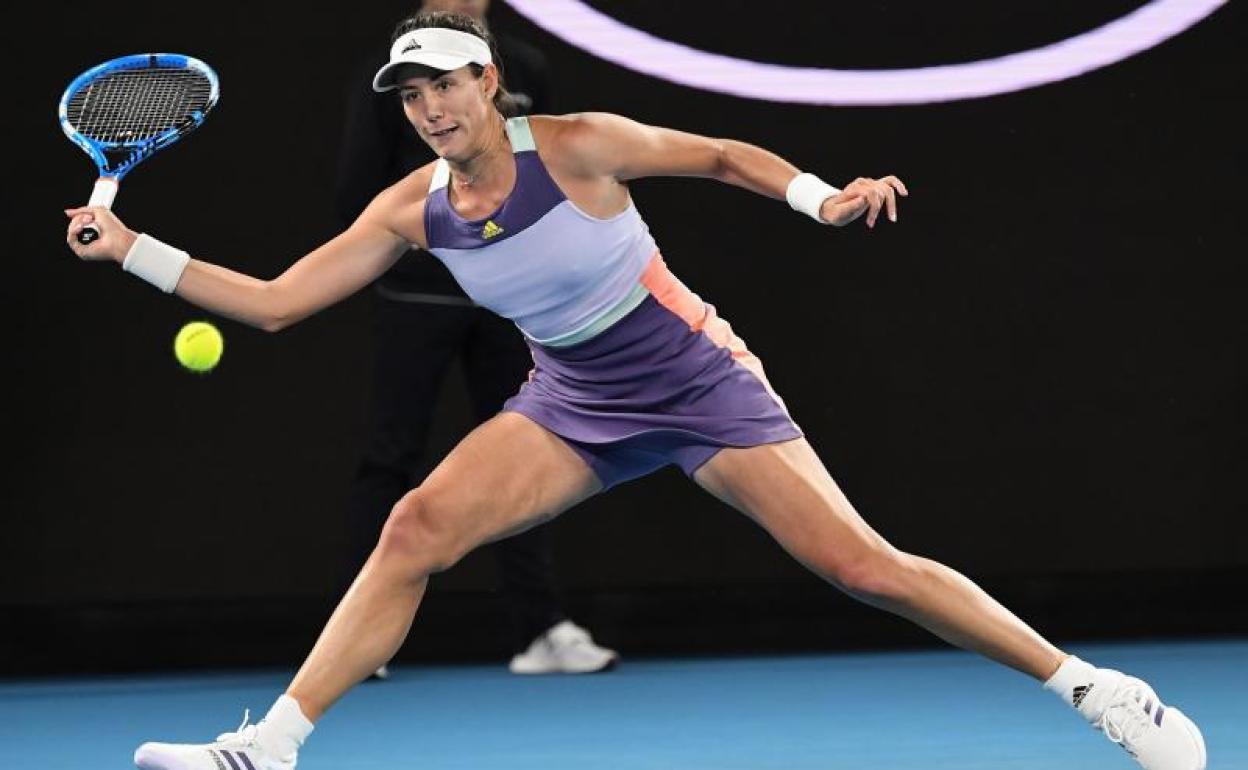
[533,283,650,348]
[429,159,450,191]
[505,116,536,152]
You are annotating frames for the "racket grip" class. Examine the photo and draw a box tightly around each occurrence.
[79,178,118,245]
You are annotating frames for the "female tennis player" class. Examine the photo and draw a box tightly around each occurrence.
[65,11,1205,770]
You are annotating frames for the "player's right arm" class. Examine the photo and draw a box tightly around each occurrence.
[65,164,436,332]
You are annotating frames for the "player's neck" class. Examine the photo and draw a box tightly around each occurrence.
[448,118,512,194]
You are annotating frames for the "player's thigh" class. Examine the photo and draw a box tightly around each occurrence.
[692,438,895,574]
[413,410,601,556]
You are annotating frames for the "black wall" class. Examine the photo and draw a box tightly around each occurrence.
[3,1,1244,674]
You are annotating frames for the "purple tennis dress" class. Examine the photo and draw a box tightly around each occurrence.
[423,117,802,489]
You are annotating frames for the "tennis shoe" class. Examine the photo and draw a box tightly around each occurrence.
[509,620,618,674]
[1087,672,1206,770]
[134,710,295,770]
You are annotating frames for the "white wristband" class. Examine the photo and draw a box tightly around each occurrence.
[786,173,841,223]
[122,233,190,293]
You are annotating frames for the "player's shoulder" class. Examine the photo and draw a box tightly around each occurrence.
[362,159,441,224]
[353,159,440,247]
[388,159,442,202]
[528,114,637,178]
[530,112,631,145]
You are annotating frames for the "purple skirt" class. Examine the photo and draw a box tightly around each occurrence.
[503,294,802,489]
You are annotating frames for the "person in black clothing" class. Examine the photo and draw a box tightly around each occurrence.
[333,0,617,675]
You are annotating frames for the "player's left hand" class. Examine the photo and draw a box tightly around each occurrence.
[824,176,908,228]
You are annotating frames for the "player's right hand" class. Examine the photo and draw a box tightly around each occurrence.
[827,176,908,228]
[64,206,137,263]
[818,190,869,227]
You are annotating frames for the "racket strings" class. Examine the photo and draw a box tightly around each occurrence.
[67,69,213,144]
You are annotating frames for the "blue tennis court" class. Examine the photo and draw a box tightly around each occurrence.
[3,638,1243,769]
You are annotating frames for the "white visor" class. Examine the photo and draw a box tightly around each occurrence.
[372,28,493,92]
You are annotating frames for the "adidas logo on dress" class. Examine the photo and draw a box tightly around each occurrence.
[482,219,505,239]
[1072,683,1094,709]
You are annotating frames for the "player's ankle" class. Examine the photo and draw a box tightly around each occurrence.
[255,695,314,762]
[1043,655,1121,721]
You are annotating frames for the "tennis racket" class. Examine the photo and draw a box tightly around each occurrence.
[59,54,219,244]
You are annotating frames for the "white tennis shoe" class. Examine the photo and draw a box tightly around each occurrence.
[509,620,618,674]
[134,711,295,770]
[1088,672,1206,770]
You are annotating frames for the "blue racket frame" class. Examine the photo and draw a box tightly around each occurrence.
[59,53,220,181]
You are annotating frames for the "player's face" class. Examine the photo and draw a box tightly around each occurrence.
[399,66,496,160]
[421,0,489,21]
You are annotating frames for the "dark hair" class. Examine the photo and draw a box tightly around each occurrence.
[389,11,522,117]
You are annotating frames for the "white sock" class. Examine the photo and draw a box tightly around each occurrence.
[255,694,314,761]
[1043,655,1122,722]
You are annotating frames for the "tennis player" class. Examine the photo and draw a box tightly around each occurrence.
[65,11,1206,770]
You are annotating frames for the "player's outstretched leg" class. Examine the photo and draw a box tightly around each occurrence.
[693,438,1206,770]
[134,412,600,770]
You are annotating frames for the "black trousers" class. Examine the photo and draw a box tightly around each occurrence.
[346,286,566,651]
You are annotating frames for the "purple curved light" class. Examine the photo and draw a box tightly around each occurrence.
[504,0,1226,105]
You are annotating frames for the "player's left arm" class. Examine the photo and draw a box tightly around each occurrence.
[557,112,906,228]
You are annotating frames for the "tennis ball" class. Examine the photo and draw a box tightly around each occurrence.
[174,321,223,373]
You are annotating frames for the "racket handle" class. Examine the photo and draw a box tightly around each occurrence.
[79,178,118,246]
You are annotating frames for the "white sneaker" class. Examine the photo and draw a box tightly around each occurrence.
[508,620,619,674]
[134,711,294,770]
[1090,673,1207,770]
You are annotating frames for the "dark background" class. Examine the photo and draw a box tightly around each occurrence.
[2,1,1244,676]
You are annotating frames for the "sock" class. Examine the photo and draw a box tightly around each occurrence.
[255,694,314,762]
[1043,655,1122,722]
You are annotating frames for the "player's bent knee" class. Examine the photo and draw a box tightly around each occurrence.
[375,487,465,577]
[823,546,920,603]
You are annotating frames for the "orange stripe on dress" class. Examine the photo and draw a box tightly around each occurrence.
[639,252,776,388]
[639,253,790,413]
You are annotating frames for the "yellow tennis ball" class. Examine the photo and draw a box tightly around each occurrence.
[174,321,224,373]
